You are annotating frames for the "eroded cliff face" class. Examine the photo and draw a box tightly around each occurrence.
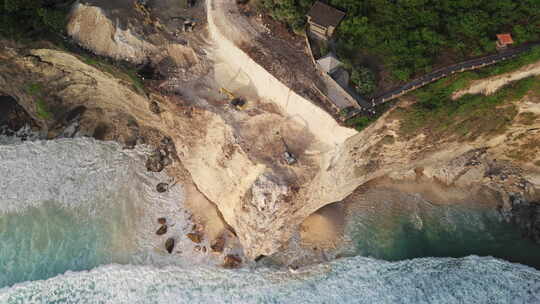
[0,43,328,259]
[310,81,540,225]
[3,0,540,261]
[3,42,540,259]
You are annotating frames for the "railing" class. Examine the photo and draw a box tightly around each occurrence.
[345,42,539,120]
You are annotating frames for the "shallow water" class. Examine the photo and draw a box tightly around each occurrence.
[1,138,540,303]
[0,201,135,287]
[341,188,540,269]
[0,138,196,288]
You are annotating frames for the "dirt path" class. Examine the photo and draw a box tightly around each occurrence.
[453,60,540,99]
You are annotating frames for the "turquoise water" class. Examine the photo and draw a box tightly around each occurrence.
[0,138,188,290]
[0,201,134,287]
[343,189,540,269]
[1,138,540,303]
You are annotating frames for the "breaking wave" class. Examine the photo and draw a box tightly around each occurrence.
[0,138,205,288]
[1,255,539,303]
[1,138,540,303]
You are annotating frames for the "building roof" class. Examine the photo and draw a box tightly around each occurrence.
[316,53,342,74]
[497,33,514,45]
[307,1,345,28]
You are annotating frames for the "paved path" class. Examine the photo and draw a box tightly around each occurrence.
[347,42,540,119]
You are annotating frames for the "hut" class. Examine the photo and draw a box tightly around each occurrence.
[306,1,345,40]
[496,33,514,50]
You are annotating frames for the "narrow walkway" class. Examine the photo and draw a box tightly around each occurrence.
[346,42,540,119]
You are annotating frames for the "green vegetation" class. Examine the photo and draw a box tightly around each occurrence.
[344,102,389,132]
[125,68,145,93]
[24,83,43,95]
[350,66,375,96]
[478,46,540,77]
[258,0,314,33]
[35,98,52,119]
[25,82,52,119]
[0,0,74,39]
[396,75,539,141]
[346,115,376,132]
[79,53,146,94]
[345,45,540,133]
[259,0,540,81]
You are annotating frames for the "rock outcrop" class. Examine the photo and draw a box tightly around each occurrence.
[67,3,157,64]
[3,0,540,260]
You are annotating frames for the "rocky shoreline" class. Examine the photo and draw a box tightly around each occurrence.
[1,0,539,267]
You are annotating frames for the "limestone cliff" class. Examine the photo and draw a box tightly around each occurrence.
[2,0,540,261]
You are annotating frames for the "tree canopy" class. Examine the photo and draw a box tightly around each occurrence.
[1,0,72,39]
[260,0,540,80]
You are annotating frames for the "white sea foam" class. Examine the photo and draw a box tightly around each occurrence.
[1,138,540,303]
[1,255,539,303]
[0,138,210,269]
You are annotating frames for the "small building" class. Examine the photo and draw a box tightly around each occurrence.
[496,33,514,50]
[316,53,342,74]
[306,1,345,40]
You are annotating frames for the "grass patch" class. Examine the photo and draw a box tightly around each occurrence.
[345,102,393,132]
[125,68,145,93]
[396,76,537,141]
[25,83,43,96]
[346,115,377,132]
[345,46,540,134]
[477,46,540,77]
[35,98,52,120]
[78,53,146,94]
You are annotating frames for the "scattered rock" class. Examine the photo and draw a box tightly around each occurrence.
[149,101,161,114]
[157,217,167,224]
[186,232,202,243]
[222,254,242,268]
[123,136,137,149]
[165,238,175,254]
[156,225,168,235]
[146,152,164,172]
[210,236,225,253]
[156,182,169,193]
[161,156,172,167]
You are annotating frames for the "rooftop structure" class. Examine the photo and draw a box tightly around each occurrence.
[316,53,342,74]
[496,33,514,49]
[306,2,345,40]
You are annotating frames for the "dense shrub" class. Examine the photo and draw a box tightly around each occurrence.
[350,66,375,96]
[0,0,72,39]
[260,0,540,81]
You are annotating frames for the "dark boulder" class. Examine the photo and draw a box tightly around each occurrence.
[156,225,168,235]
[186,232,202,243]
[149,101,161,114]
[210,236,225,253]
[146,152,164,172]
[157,217,167,225]
[223,254,242,268]
[165,238,175,254]
[156,182,169,193]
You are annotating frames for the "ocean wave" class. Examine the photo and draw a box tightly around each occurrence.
[1,255,539,303]
[0,138,211,287]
